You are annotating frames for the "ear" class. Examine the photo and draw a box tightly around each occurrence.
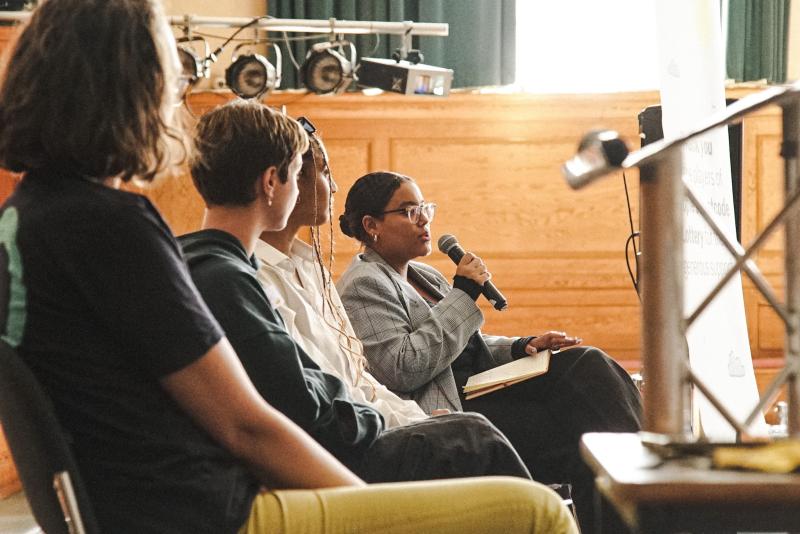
[260,166,280,198]
[362,214,379,236]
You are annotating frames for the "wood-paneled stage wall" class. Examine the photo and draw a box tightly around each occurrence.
[146,88,784,388]
[0,21,792,495]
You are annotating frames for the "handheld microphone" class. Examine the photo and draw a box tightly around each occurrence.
[437,234,508,311]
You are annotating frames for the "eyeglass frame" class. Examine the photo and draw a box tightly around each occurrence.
[380,202,437,224]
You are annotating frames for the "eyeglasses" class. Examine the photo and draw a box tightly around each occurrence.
[381,202,436,224]
[297,116,316,135]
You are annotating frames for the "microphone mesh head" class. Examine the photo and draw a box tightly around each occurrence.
[437,234,458,254]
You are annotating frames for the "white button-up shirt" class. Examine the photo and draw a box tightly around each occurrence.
[255,238,427,428]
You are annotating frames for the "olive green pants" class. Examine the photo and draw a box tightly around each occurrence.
[240,476,578,534]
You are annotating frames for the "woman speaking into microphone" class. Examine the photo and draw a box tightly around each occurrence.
[337,171,642,534]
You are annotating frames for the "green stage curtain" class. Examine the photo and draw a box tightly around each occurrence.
[726,0,790,83]
[267,0,516,89]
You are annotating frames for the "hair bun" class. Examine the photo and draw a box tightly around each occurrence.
[338,213,353,237]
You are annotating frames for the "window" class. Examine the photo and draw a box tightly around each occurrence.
[515,0,660,93]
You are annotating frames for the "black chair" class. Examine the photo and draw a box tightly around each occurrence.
[0,341,99,534]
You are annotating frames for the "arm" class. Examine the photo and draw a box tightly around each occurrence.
[481,334,517,363]
[161,337,364,489]
[186,259,383,461]
[338,267,483,393]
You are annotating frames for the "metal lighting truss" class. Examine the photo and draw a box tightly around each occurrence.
[0,11,448,58]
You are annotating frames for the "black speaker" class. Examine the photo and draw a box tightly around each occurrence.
[638,101,742,243]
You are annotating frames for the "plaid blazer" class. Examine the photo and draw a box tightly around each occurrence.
[337,248,517,413]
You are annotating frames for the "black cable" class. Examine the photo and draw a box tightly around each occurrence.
[623,171,638,256]
[625,231,641,302]
[622,171,641,300]
[205,15,272,63]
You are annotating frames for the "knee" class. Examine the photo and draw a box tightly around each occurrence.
[486,478,579,534]
[569,346,626,376]
[451,412,507,440]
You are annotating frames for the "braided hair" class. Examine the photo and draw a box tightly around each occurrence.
[302,133,375,396]
[338,171,413,244]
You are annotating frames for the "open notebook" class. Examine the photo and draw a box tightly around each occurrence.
[463,350,551,400]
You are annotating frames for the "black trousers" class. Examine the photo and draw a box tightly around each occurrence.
[352,411,532,482]
[461,346,642,534]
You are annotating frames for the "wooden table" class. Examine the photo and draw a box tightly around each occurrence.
[580,432,800,533]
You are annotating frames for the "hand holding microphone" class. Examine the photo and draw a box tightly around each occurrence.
[455,252,491,286]
[438,234,508,311]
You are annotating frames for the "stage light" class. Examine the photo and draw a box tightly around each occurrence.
[301,41,356,95]
[178,45,203,84]
[175,36,212,100]
[225,43,282,100]
[356,56,453,97]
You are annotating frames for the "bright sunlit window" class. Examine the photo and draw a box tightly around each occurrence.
[515,0,660,93]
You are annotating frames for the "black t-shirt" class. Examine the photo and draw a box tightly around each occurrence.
[0,168,258,534]
[179,229,383,468]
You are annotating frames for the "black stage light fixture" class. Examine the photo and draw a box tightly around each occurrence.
[226,43,282,100]
[301,41,356,95]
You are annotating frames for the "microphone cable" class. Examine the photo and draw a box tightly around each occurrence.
[622,170,641,302]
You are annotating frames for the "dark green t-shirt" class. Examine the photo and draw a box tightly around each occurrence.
[0,169,258,534]
[179,229,383,468]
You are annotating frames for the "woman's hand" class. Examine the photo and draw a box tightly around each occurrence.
[455,252,491,286]
[524,331,582,354]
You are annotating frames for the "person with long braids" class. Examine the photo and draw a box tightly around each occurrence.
[0,1,576,533]
[336,171,643,533]
[256,119,429,428]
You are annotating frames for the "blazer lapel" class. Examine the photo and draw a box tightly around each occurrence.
[361,251,463,410]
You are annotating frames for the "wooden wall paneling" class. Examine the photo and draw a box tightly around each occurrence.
[742,110,785,366]
[0,25,19,67]
[389,136,642,366]
[184,90,660,373]
[313,138,373,272]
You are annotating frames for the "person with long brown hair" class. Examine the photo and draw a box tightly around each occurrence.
[0,1,577,533]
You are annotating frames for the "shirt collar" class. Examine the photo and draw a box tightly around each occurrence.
[256,237,316,270]
[289,238,316,262]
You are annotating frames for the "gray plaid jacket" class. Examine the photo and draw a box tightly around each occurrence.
[336,248,517,413]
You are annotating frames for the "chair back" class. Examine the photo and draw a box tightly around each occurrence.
[0,341,99,534]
